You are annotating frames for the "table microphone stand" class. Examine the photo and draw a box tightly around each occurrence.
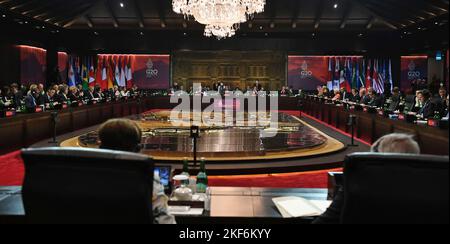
[49,111,59,144]
[190,125,200,167]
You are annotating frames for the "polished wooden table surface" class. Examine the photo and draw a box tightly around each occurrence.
[0,186,327,224]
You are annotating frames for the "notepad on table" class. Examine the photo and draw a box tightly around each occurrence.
[272,197,332,218]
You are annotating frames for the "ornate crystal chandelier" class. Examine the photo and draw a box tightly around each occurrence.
[172,0,266,40]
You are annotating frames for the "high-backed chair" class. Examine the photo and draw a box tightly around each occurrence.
[21,147,154,224]
[403,95,416,112]
[342,153,449,224]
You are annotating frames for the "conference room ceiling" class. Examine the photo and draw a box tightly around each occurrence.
[0,0,448,32]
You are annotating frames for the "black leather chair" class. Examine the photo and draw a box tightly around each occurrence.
[341,153,449,224]
[403,95,416,112]
[21,147,154,224]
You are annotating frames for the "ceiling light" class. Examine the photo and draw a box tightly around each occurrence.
[173,0,266,40]
[334,3,338,9]
[1,15,6,18]
[120,2,124,8]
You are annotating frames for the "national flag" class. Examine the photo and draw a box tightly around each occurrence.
[75,57,82,86]
[82,58,89,89]
[365,59,372,88]
[120,56,126,87]
[126,56,133,89]
[114,57,120,86]
[344,58,352,92]
[351,59,357,90]
[68,57,76,87]
[373,59,384,94]
[327,57,333,90]
[96,56,103,88]
[387,59,393,92]
[101,56,108,89]
[358,59,365,89]
[334,57,340,90]
[339,58,347,90]
[89,56,96,87]
[376,59,386,94]
[107,56,114,89]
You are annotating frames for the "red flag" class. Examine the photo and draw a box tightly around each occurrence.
[95,55,103,88]
[126,56,133,89]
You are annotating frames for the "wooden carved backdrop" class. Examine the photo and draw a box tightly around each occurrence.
[172,51,286,91]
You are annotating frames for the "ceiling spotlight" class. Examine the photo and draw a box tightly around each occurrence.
[358,33,363,37]
[183,32,187,36]
[1,14,6,18]
[94,31,99,35]
[139,31,144,36]
[259,26,263,30]
[120,2,124,8]
[334,3,338,9]
[435,22,439,25]
[265,32,268,36]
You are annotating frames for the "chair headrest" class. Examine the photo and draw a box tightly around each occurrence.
[345,152,449,168]
[21,147,151,162]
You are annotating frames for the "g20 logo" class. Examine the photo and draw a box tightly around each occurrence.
[146,59,159,78]
[407,61,421,80]
[408,71,421,79]
[300,61,313,78]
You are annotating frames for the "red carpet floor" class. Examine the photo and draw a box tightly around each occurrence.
[0,150,341,188]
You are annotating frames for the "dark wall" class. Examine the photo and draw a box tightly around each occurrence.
[0,43,20,87]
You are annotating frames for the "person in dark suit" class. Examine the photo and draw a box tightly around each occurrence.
[24,84,39,111]
[350,88,360,103]
[340,87,352,101]
[43,89,56,105]
[10,83,23,109]
[313,133,421,224]
[438,87,448,113]
[417,89,437,118]
[0,89,9,109]
[93,85,104,100]
[67,86,79,102]
[359,88,370,104]
[366,88,383,107]
[85,86,95,102]
[54,85,69,104]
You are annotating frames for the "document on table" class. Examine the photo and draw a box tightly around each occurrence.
[168,206,204,216]
[273,197,332,218]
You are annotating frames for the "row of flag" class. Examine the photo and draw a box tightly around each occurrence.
[327,57,393,94]
[67,55,134,90]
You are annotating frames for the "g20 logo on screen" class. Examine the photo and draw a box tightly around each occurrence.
[146,59,159,78]
[407,61,421,80]
[299,61,313,78]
